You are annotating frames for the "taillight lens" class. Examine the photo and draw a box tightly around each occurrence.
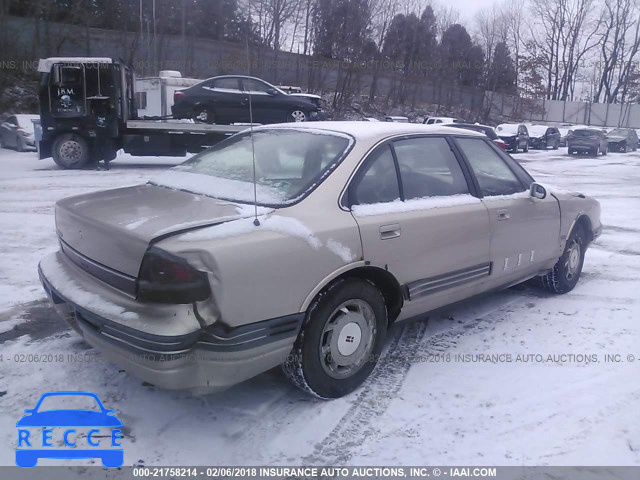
[174,91,185,102]
[494,139,507,149]
[137,248,210,304]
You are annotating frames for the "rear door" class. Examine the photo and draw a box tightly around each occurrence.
[201,77,247,123]
[454,137,560,287]
[348,136,492,318]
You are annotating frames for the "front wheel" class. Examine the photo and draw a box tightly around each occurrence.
[282,279,387,398]
[288,109,308,122]
[540,225,587,294]
[52,133,90,169]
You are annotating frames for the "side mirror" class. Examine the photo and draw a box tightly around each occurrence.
[24,409,34,414]
[530,182,547,200]
[266,88,278,96]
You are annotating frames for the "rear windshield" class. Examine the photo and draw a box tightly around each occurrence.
[450,125,497,139]
[572,129,600,137]
[608,128,627,136]
[152,128,353,206]
[496,124,518,135]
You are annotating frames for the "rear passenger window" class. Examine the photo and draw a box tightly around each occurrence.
[351,145,400,205]
[211,78,240,91]
[393,137,469,200]
[456,138,526,197]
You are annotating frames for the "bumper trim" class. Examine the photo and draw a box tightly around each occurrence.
[39,264,304,358]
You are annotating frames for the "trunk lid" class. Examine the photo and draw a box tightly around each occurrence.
[55,184,255,277]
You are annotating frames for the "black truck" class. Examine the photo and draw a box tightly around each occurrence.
[37,57,246,169]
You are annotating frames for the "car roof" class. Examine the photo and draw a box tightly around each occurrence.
[253,121,484,142]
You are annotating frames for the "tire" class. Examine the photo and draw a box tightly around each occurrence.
[540,224,587,294]
[16,136,24,152]
[288,109,308,122]
[282,278,387,398]
[523,142,529,152]
[0,135,4,149]
[621,144,628,153]
[602,146,607,156]
[553,141,559,150]
[192,105,216,124]
[52,133,90,169]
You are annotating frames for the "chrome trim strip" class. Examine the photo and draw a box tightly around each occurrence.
[406,263,491,300]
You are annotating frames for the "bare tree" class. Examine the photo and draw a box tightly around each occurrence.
[530,0,600,100]
[594,0,640,103]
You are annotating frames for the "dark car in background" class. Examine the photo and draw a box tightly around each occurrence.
[444,122,507,150]
[171,75,321,124]
[528,125,561,149]
[568,128,608,156]
[606,128,638,152]
[0,114,39,151]
[495,123,529,153]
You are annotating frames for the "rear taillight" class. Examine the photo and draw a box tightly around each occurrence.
[174,91,185,102]
[494,139,507,149]
[137,247,210,304]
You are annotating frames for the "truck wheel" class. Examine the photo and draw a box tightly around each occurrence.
[16,137,24,152]
[193,106,216,124]
[289,109,308,122]
[540,224,587,294]
[52,134,90,169]
[282,279,387,398]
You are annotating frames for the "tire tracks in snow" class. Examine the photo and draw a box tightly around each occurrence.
[301,298,526,465]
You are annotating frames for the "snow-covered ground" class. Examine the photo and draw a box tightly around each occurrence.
[0,147,639,467]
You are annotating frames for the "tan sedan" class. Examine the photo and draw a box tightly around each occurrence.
[39,122,601,398]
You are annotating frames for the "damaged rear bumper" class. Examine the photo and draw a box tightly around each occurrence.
[38,251,302,393]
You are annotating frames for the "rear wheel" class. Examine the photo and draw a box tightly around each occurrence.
[282,279,387,398]
[523,142,529,152]
[193,105,216,124]
[52,133,90,169]
[540,225,587,294]
[289,109,308,122]
[602,145,607,156]
[16,136,25,152]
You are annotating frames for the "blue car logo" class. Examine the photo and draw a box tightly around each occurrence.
[16,391,123,468]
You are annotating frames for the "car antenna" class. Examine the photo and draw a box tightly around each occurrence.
[245,11,260,227]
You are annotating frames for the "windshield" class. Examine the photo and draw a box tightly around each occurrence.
[152,129,352,206]
[37,394,101,412]
[496,124,519,135]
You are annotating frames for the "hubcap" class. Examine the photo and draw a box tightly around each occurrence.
[59,141,82,165]
[319,300,376,379]
[195,109,209,122]
[565,240,581,280]
[291,110,306,122]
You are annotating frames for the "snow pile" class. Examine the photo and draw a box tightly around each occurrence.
[352,194,481,216]
[326,239,356,263]
[150,170,286,205]
[40,254,138,321]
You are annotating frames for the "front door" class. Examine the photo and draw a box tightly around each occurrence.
[454,137,561,287]
[348,136,492,319]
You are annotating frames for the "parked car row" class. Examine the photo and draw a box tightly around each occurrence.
[0,114,39,151]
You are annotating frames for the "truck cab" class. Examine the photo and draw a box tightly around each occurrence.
[38,57,136,168]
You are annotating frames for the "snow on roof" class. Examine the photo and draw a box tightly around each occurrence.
[254,121,484,141]
[37,57,113,73]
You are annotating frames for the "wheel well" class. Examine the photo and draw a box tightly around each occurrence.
[574,215,593,243]
[320,266,404,324]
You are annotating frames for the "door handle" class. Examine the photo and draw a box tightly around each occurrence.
[379,223,401,239]
[497,209,510,221]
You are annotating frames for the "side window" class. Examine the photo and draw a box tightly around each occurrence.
[7,116,17,126]
[351,145,400,206]
[393,137,469,200]
[242,78,271,94]
[211,78,240,91]
[456,138,526,197]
